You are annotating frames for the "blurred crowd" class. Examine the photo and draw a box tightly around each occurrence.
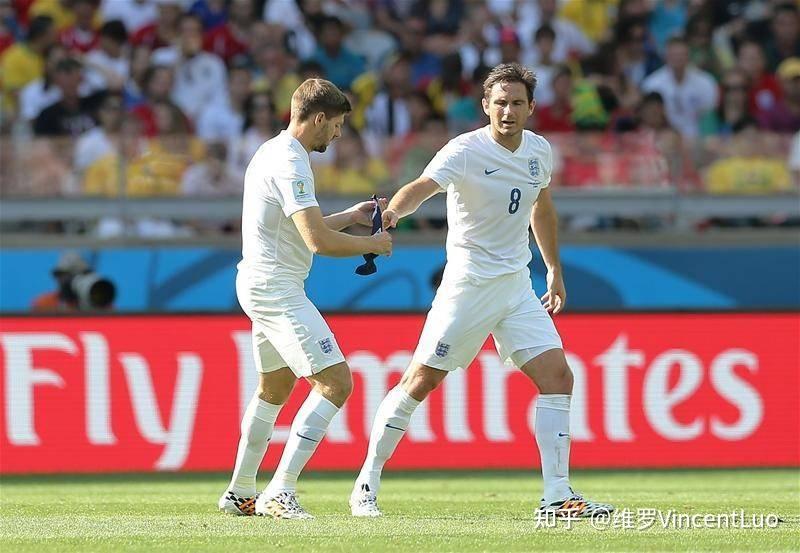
[1,0,799,234]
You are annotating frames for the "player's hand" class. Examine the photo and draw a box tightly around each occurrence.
[382,209,399,229]
[541,269,566,314]
[368,230,392,256]
[350,197,388,227]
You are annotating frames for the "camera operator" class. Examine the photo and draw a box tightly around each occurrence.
[31,251,116,312]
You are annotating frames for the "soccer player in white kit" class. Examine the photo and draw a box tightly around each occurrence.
[350,64,614,518]
[218,79,392,519]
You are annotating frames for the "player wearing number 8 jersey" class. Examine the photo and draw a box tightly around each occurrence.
[350,63,614,519]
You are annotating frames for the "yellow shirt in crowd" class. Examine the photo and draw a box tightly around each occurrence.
[705,157,792,194]
[1,44,45,113]
[83,143,190,197]
[315,159,390,196]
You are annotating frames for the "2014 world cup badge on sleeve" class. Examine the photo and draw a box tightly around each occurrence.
[528,158,540,178]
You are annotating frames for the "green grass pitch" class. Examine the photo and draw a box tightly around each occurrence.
[1,469,798,552]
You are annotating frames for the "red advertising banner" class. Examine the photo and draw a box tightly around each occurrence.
[1,313,798,474]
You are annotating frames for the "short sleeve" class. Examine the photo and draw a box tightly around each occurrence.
[422,140,465,190]
[542,139,554,188]
[273,172,319,217]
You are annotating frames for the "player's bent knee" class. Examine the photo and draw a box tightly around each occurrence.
[400,363,447,401]
[310,361,353,407]
[256,368,296,405]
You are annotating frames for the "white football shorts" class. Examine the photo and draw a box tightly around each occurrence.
[413,268,563,371]
[236,272,345,377]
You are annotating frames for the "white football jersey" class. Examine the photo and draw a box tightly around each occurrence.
[422,125,553,280]
[238,130,319,284]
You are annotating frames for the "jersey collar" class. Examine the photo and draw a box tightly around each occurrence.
[484,125,527,157]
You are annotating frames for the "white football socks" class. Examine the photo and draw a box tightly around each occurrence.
[355,386,421,494]
[265,390,339,496]
[535,394,573,503]
[229,395,282,497]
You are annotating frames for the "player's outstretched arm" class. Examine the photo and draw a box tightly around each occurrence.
[292,206,392,257]
[323,197,388,231]
[383,177,442,228]
[531,187,567,314]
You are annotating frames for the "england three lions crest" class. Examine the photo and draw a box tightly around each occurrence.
[319,337,334,355]
[435,341,450,358]
[528,158,540,178]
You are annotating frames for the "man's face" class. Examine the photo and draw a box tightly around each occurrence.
[320,22,342,50]
[230,0,252,23]
[773,10,799,44]
[55,68,82,95]
[666,42,690,73]
[782,75,800,102]
[313,112,345,152]
[179,18,203,55]
[482,81,534,138]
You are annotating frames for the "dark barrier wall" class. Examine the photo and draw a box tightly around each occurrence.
[1,246,799,312]
[1,313,798,473]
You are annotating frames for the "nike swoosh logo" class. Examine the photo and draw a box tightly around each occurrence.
[557,432,570,437]
[484,168,501,175]
[529,182,541,187]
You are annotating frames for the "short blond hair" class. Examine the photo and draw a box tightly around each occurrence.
[291,79,352,122]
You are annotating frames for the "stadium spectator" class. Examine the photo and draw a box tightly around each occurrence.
[100,0,157,34]
[131,0,182,50]
[189,0,227,31]
[315,126,389,195]
[0,0,22,55]
[758,57,800,133]
[33,57,103,136]
[261,0,316,59]
[517,0,595,64]
[642,35,718,139]
[130,65,190,137]
[151,13,227,121]
[196,63,251,142]
[1,15,56,116]
[737,40,782,119]
[764,2,800,71]
[705,121,792,194]
[522,24,558,106]
[456,3,498,79]
[181,141,240,196]
[83,20,129,93]
[427,52,467,112]
[615,16,661,87]
[634,91,696,189]
[29,0,81,32]
[59,0,98,53]
[227,91,277,176]
[83,113,187,197]
[250,27,302,121]
[411,0,463,36]
[309,15,365,91]
[73,91,123,172]
[18,42,87,121]
[700,69,753,139]
[532,66,575,133]
[202,0,252,64]
[497,26,522,64]
[398,16,441,88]
[685,10,726,80]
[364,54,414,141]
